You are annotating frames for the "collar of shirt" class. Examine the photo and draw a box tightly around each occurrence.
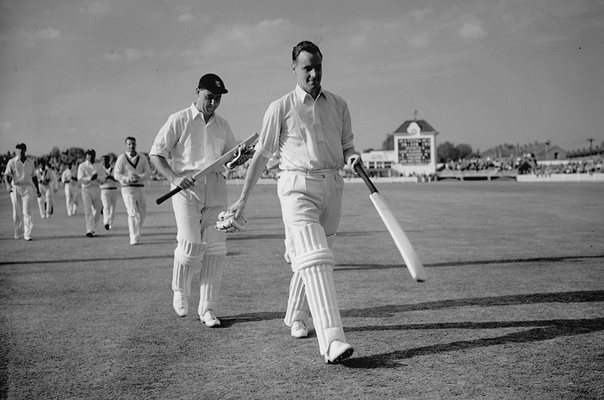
[189,103,214,124]
[294,84,324,104]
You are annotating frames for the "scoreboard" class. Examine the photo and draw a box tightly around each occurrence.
[397,138,431,165]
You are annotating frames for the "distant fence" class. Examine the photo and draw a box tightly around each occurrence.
[517,173,604,183]
[437,170,517,181]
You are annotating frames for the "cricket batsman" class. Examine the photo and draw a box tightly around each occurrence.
[150,73,249,327]
[221,41,361,364]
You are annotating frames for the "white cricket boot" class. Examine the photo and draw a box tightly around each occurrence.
[324,340,354,364]
[173,290,188,317]
[201,310,221,327]
[291,320,309,338]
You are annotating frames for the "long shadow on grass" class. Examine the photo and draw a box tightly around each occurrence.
[225,290,604,324]
[342,317,604,369]
[335,253,604,271]
[339,289,604,369]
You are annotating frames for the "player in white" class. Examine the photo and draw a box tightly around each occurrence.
[150,73,238,327]
[4,143,41,241]
[114,136,151,245]
[100,155,119,230]
[77,149,107,237]
[225,41,361,364]
[61,162,79,216]
[36,159,58,219]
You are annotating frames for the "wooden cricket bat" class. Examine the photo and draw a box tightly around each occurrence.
[354,163,427,282]
[155,133,259,205]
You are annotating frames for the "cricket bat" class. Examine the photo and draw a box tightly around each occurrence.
[354,163,427,282]
[155,133,258,205]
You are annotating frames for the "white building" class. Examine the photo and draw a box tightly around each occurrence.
[361,119,439,177]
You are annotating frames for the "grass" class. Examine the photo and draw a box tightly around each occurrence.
[1,180,603,399]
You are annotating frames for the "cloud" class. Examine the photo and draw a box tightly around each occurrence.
[409,33,430,48]
[125,48,155,61]
[103,48,155,62]
[29,28,61,41]
[177,13,195,23]
[0,121,14,132]
[459,22,486,39]
[80,1,111,15]
[197,19,297,58]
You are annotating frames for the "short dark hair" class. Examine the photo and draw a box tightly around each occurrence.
[85,149,96,157]
[292,41,322,63]
[16,143,27,150]
[125,136,136,143]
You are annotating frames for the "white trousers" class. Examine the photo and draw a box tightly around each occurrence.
[37,184,54,218]
[278,170,347,354]
[101,188,118,227]
[120,186,146,243]
[10,185,35,240]
[64,183,78,216]
[170,173,228,315]
[81,185,102,233]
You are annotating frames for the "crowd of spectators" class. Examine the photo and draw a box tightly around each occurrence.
[441,154,535,173]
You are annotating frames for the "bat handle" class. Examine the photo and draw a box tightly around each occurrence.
[354,164,378,194]
[155,186,182,205]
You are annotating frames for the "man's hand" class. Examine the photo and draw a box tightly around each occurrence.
[171,175,195,190]
[91,173,98,180]
[226,145,255,169]
[346,153,362,173]
[216,210,247,233]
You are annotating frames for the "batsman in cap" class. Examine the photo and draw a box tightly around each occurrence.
[150,73,242,327]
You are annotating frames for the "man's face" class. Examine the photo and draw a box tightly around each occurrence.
[86,153,95,163]
[17,147,26,159]
[196,89,222,117]
[293,50,322,96]
[126,139,137,155]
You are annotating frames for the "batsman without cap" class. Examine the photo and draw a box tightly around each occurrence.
[222,41,361,364]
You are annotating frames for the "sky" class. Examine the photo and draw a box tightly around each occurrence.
[1,0,603,157]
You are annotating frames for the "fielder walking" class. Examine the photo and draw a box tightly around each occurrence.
[100,155,119,230]
[4,143,41,241]
[61,162,79,216]
[224,41,361,364]
[114,136,150,245]
[150,73,239,327]
[36,159,58,219]
[78,149,106,237]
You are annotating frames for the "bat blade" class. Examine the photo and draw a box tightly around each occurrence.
[369,192,427,282]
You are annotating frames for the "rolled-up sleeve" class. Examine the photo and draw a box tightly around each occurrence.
[149,116,177,159]
[255,100,282,159]
[340,102,355,153]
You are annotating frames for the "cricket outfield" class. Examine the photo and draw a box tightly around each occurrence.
[1,181,603,399]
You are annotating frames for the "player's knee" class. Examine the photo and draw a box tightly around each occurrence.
[174,238,204,266]
[202,226,227,257]
[292,223,335,272]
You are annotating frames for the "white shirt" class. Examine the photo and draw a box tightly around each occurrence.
[77,160,106,189]
[114,152,151,186]
[149,103,237,174]
[5,156,36,186]
[255,85,355,171]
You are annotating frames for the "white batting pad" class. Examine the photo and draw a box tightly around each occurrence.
[300,265,346,355]
[292,223,335,272]
[172,239,204,296]
[198,255,225,316]
[284,272,309,326]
